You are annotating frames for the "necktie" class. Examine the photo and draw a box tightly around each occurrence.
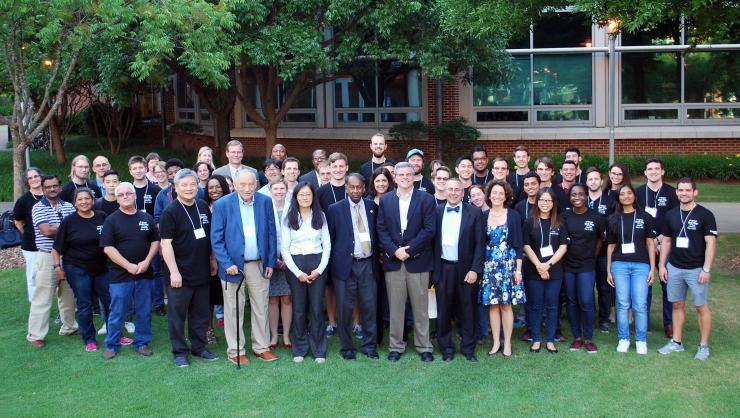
[446,206,460,213]
[355,204,371,256]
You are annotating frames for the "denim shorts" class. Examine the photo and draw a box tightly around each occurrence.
[666,263,708,306]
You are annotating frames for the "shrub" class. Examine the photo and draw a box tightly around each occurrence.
[389,120,428,142]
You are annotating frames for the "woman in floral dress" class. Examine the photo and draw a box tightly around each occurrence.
[480,180,525,357]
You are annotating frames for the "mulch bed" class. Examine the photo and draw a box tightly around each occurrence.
[716,255,740,275]
[0,247,24,270]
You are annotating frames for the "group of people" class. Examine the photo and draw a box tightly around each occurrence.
[14,134,717,367]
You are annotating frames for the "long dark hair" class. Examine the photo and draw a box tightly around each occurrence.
[368,167,395,198]
[603,162,632,193]
[286,182,324,231]
[530,187,560,230]
[608,184,642,233]
[205,174,230,204]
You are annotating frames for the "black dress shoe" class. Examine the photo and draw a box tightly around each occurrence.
[365,350,379,359]
[464,353,478,362]
[387,351,401,362]
[442,353,453,362]
[154,305,167,316]
[341,351,356,360]
[420,352,434,362]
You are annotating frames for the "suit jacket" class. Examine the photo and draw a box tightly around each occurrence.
[327,198,379,281]
[212,163,258,180]
[376,189,436,273]
[432,203,485,285]
[210,192,277,282]
[299,170,320,189]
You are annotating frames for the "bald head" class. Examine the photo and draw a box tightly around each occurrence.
[235,170,257,202]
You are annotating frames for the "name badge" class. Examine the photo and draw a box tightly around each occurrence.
[540,245,554,258]
[442,234,456,247]
[358,232,371,243]
[646,206,657,218]
[622,243,636,254]
[193,228,206,240]
[243,225,256,237]
[676,237,689,248]
[140,209,147,214]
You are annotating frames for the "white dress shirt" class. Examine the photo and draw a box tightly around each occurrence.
[441,203,462,261]
[349,199,372,258]
[281,211,331,277]
[397,188,413,233]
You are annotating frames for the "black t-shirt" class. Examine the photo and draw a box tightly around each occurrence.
[96,198,119,216]
[100,210,160,283]
[135,181,161,216]
[522,218,569,280]
[360,159,396,187]
[13,191,44,251]
[562,209,605,272]
[506,172,528,203]
[54,211,108,275]
[550,185,570,213]
[317,183,347,212]
[59,180,102,203]
[435,197,447,206]
[413,177,435,195]
[607,210,656,264]
[473,173,492,186]
[661,205,718,269]
[159,199,212,287]
[514,199,534,226]
[553,172,587,187]
[635,183,678,234]
[587,193,612,217]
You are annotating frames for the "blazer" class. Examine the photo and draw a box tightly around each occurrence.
[299,170,321,189]
[210,192,277,282]
[432,203,485,285]
[376,189,436,273]
[327,198,379,281]
[212,163,258,180]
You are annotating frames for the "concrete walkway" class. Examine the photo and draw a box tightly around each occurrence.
[2,201,739,232]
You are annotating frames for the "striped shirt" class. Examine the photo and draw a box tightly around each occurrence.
[32,198,75,252]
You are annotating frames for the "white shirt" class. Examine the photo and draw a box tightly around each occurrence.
[281,211,331,277]
[349,199,372,258]
[441,203,462,261]
[397,188,413,232]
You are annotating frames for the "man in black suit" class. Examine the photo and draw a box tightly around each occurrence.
[327,174,379,360]
[376,162,437,362]
[433,178,485,362]
[298,149,327,189]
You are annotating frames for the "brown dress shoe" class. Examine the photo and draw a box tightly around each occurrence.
[664,324,674,339]
[102,349,117,360]
[30,340,45,348]
[135,346,154,356]
[229,354,250,366]
[253,350,278,362]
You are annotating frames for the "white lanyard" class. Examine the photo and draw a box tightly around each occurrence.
[620,212,637,245]
[476,172,489,185]
[539,220,551,247]
[135,182,149,212]
[515,173,521,187]
[525,200,530,218]
[330,184,346,203]
[588,194,601,210]
[678,207,695,238]
[646,185,662,208]
[178,199,203,230]
[73,180,89,190]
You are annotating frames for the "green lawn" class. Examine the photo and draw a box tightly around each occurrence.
[1,237,738,416]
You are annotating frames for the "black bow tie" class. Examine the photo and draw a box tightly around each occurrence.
[446,206,460,213]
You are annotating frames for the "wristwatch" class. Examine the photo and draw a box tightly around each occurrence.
[701,267,711,273]
[53,264,62,269]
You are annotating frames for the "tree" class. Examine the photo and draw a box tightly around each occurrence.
[0,0,100,199]
[124,0,556,157]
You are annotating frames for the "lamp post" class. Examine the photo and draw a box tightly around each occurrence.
[607,19,620,165]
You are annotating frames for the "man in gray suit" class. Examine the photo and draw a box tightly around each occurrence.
[212,140,258,180]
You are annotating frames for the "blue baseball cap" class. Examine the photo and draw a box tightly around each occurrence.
[406,148,424,160]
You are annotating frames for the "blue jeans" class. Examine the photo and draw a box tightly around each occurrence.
[612,261,650,342]
[64,264,110,344]
[105,279,154,352]
[525,278,562,343]
[151,255,165,308]
[564,271,596,340]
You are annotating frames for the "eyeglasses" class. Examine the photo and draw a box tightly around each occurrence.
[610,172,624,177]
[434,177,449,181]
[27,174,40,180]
[115,192,136,198]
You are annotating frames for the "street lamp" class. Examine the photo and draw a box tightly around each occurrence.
[606,19,620,165]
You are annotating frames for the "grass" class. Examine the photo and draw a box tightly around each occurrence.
[1,236,738,416]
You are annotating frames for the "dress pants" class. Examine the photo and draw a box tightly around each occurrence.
[22,250,38,302]
[335,258,377,356]
[286,253,328,358]
[436,261,477,356]
[385,262,432,354]
[168,283,210,357]
[27,252,78,342]
[221,260,270,358]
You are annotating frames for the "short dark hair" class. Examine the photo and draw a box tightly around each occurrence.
[514,145,529,156]
[347,173,365,184]
[263,159,282,171]
[72,187,95,203]
[562,159,578,168]
[472,144,487,156]
[102,169,119,180]
[127,155,146,168]
[455,154,473,167]
[676,177,697,190]
[523,171,541,183]
[41,174,61,187]
[645,158,664,170]
[585,166,601,177]
[165,158,185,170]
[564,147,581,157]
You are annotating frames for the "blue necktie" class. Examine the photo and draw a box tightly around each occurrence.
[446,206,459,213]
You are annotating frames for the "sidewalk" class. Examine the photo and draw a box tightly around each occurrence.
[2,201,739,232]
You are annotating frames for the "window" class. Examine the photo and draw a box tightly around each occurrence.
[243,82,317,126]
[174,76,210,125]
[334,61,423,126]
[472,12,594,126]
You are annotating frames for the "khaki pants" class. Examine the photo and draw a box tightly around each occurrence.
[385,263,433,353]
[27,252,78,342]
[221,260,270,358]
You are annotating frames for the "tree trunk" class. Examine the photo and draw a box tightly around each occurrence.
[264,124,278,158]
[49,115,66,164]
[212,109,232,162]
[12,129,27,200]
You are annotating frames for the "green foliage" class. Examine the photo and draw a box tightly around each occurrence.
[436,118,481,142]
[389,120,429,142]
[169,121,203,134]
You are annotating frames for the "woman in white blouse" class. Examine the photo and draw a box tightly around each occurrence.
[281,181,331,363]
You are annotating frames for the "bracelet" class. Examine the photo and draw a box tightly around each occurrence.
[52,264,61,269]
[701,267,711,274]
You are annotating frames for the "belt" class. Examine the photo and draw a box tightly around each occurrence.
[441,259,457,265]
[244,259,261,263]
[38,249,52,254]
[353,256,371,262]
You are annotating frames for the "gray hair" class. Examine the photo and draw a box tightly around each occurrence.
[174,168,198,185]
[446,177,464,186]
[115,182,135,195]
[394,161,414,174]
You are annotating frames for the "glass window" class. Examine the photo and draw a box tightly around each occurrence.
[621,21,681,46]
[686,108,737,120]
[533,12,591,48]
[476,111,528,122]
[473,57,530,106]
[176,77,195,109]
[685,51,739,103]
[621,53,681,104]
[537,110,589,121]
[533,54,592,105]
[624,109,678,120]
[378,62,422,108]
[335,67,376,109]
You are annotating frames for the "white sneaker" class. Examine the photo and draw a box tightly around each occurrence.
[616,339,630,353]
[124,322,135,334]
[658,340,685,355]
[97,323,107,335]
[292,356,304,363]
[315,357,326,364]
[636,341,648,355]
[694,345,710,361]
